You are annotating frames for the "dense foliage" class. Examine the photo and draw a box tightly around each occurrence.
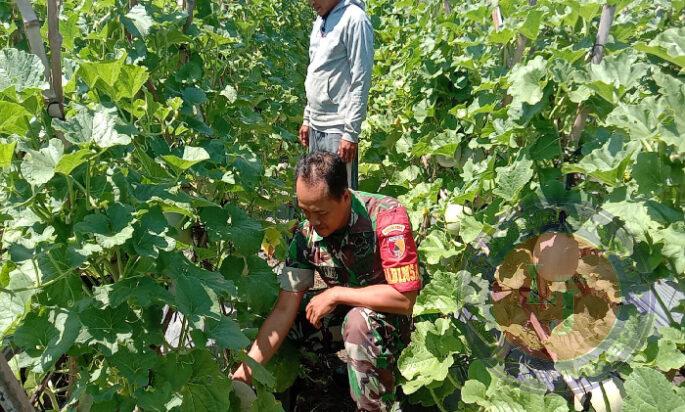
[0,0,683,410]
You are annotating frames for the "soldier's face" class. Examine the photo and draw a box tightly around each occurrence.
[296,178,351,237]
[310,0,339,16]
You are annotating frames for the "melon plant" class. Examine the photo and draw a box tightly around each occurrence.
[0,0,684,411]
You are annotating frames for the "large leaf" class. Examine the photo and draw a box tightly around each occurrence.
[562,134,637,186]
[493,153,534,201]
[418,231,460,265]
[605,100,659,141]
[507,56,547,106]
[656,222,685,274]
[53,106,132,148]
[154,350,232,411]
[414,270,465,316]
[220,255,278,315]
[122,5,155,38]
[200,205,263,256]
[602,194,681,242]
[631,152,678,197]
[398,318,463,394]
[20,138,64,186]
[623,367,685,412]
[55,149,94,175]
[114,64,149,100]
[74,203,136,250]
[0,102,31,136]
[636,27,685,69]
[161,146,211,171]
[586,52,649,102]
[0,261,39,336]
[205,316,250,350]
[13,309,81,373]
[0,48,48,92]
[653,326,685,372]
[0,141,16,168]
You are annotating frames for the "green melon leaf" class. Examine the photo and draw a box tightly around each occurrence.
[0,48,48,92]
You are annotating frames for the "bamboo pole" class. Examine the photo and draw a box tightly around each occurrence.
[183,0,195,33]
[0,351,34,412]
[14,0,63,119]
[47,0,64,119]
[501,0,537,106]
[443,0,451,14]
[567,4,615,147]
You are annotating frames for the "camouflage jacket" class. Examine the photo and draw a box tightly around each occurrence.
[279,191,421,293]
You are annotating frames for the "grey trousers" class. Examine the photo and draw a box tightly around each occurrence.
[308,128,359,190]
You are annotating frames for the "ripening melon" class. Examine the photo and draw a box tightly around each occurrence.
[444,203,472,235]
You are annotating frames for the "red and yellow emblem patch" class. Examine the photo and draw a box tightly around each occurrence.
[387,235,406,259]
[384,263,420,284]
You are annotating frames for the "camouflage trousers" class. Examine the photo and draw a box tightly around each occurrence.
[288,296,411,411]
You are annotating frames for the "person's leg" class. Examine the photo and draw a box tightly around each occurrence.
[307,127,318,154]
[288,290,347,353]
[306,129,358,190]
[342,307,402,412]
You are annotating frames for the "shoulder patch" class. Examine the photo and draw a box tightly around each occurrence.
[381,224,406,236]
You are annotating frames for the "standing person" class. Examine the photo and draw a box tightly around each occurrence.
[298,0,374,190]
[233,152,421,411]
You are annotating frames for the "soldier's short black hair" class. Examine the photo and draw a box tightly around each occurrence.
[295,152,348,200]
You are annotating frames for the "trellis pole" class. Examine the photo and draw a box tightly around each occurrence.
[567,4,616,147]
[14,0,63,119]
[496,0,537,106]
[47,0,64,118]
[0,352,34,412]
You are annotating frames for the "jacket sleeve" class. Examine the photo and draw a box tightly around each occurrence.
[342,16,374,143]
[376,207,422,293]
[303,104,311,126]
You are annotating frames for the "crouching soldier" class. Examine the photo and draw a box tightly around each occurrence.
[233,152,422,411]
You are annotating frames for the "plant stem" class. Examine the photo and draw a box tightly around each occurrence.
[429,387,448,412]
[115,249,123,282]
[651,283,676,326]
[447,372,462,389]
[66,176,75,223]
[177,316,188,350]
[85,161,92,210]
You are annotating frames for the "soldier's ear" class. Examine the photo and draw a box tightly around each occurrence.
[343,189,351,203]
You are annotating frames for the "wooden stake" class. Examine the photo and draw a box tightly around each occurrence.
[47,0,64,119]
[567,5,615,147]
[0,351,34,412]
[14,0,62,119]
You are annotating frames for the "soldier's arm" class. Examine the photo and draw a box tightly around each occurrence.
[234,228,314,383]
[233,290,304,384]
[331,284,417,314]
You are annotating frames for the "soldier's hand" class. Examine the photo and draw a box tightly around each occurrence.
[232,363,252,385]
[338,140,357,163]
[306,288,338,329]
[299,124,310,147]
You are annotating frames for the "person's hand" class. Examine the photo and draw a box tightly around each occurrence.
[299,124,310,147]
[232,363,252,385]
[306,288,339,329]
[338,139,357,163]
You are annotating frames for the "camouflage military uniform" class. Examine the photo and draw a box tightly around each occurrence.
[279,191,422,411]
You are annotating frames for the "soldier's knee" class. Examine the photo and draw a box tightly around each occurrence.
[342,306,371,343]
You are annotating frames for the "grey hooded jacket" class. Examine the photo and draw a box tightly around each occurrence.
[303,0,374,143]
